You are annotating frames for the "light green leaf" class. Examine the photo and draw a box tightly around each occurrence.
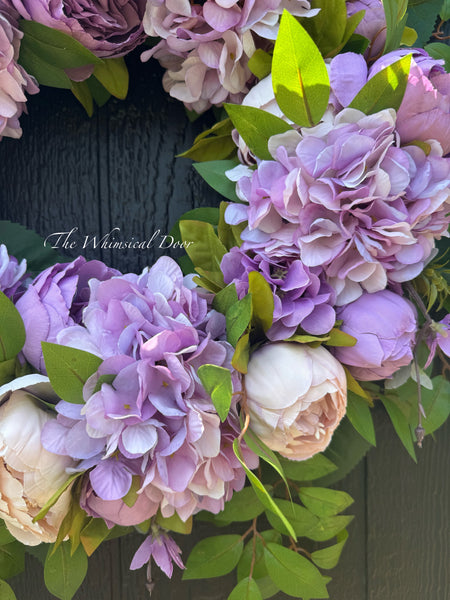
[33,472,81,523]
[324,328,356,347]
[248,271,274,334]
[272,10,330,127]
[183,535,243,580]
[179,119,236,162]
[349,54,412,114]
[44,543,88,600]
[383,0,409,53]
[42,342,103,404]
[226,294,252,347]
[441,0,450,20]
[346,391,376,446]
[264,543,329,598]
[193,160,240,202]
[225,104,292,160]
[155,511,192,535]
[381,396,417,461]
[237,531,281,600]
[307,515,354,542]
[279,454,338,482]
[265,499,319,537]
[231,332,250,373]
[71,81,94,117]
[311,530,349,570]
[198,364,233,422]
[0,542,25,580]
[248,49,272,79]
[243,429,289,491]
[401,25,418,46]
[0,580,17,600]
[122,475,141,508]
[298,487,354,517]
[86,76,111,107]
[0,292,26,361]
[344,367,371,401]
[228,577,263,600]
[218,201,245,250]
[301,0,349,57]
[425,42,450,71]
[287,333,330,344]
[408,376,450,436]
[213,284,239,316]
[18,43,71,88]
[214,486,265,524]
[93,57,128,99]
[79,519,110,557]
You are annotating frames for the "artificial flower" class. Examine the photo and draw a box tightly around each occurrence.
[0,244,27,297]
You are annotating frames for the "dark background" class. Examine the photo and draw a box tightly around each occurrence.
[0,53,449,600]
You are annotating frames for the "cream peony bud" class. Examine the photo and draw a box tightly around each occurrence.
[244,343,347,461]
[0,378,75,545]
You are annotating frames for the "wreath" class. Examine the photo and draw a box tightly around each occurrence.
[0,1,449,599]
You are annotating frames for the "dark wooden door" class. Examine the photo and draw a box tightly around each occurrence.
[1,54,449,600]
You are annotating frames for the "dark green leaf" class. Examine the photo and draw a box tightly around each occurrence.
[0,542,25,580]
[341,33,370,55]
[383,0,409,53]
[381,396,417,461]
[0,580,17,600]
[346,392,376,446]
[71,81,94,117]
[0,524,14,547]
[198,364,233,421]
[298,487,354,517]
[42,343,103,404]
[193,160,240,202]
[44,543,88,600]
[92,373,116,395]
[0,358,16,387]
[248,49,272,79]
[272,10,330,127]
[301,0,349,57]
[226,294,252,347]
[0,222,61,272]
[425,42,450,71]
[265,499,319,537]
[311,530,349,570]
[279,454,338,482]
[237,531,281,600]
[213,284,239,316]
[228,577,263,600]
[264,543,329,598]
[18,43,71,88]
[0,292,26,361]
[407,0,442,47]
[86,76,111,107]
[349,54,411,114]
[93,58,128,99]
[248,271,274,334]
[307,515,353,542]
[225,104,292,161]
[214,487,265,524]
[183,535,243,580]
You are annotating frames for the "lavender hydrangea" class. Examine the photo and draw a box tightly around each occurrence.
[141,0,318,113]
[0,244,27,298]
[41,257,257,528]
[225,107,450,306]
[0,6,38,139]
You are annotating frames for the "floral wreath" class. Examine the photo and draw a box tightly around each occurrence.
[0,1,449,599]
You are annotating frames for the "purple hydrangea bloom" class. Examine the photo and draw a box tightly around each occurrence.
[142,0,318,113]
[0,244,27,298]
[0,6,39,139]
[16,257,120,372]
[226,107,450,305]
[333,290,417,381]
[2,0,147,58]
[41,257,257,527]
[130,529,184,578]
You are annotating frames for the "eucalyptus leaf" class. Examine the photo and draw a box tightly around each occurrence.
[272,10,330,127]
[198,364,233,422]
[44,543,88,600]
[42,342,103,404]
[0,292,26,361]
[193,160,240,202]
[298,487,354,518]
[182,535,243,580]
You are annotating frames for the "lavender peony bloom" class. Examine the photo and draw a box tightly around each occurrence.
[0,7,38,139]
[41,257,257,527]
[226,106,450,305]
[16,257,120,372]
[334,290,417,381]
[142,0,318,112]
[2,0,147,58]
[0,244,27,297]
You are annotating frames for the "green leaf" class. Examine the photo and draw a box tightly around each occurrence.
[401,25,418,46]
[248,271,274,334]
[71,81,94,117]
[179,119,236,162]
[0,580,17,600]
[0,222,62,273]
[20,21,101,69]
[279,454,338,482]
[441,0,450,20]
[0,542,25,580]
[93,58,129,99]
[341,33,370,55]
[349,54,411,114]
[407,0,442,47]
[311,530,349,570]
[344,367,371,401]
[33,472,81,523]
[248,49,272,79]
[243,429,289,491]
[0,358,16,386]
[346,391,376,446]
[198,364,233,422]
[0,292,26,361]
[183,535,244,580]
[301,0,349,57]
[42,343,103,404]
[425,42,450,71]
[226,294,252,347]
[383,0,409,53]
[79,519,110,557]
[264,543,329,598]
[193,160,240,202]
[324,328,356,347]
[92,373,116,395]
[307,515,354,542]
[155,511,192,535]
[214,487,265,524]
[298,487,354,518]
[237,531,281,600]
[86,76,111,107]
[0,524,15,547]
[213,284,239,316]
[44,543,88,600]
[217,201,245,250]
[170,207,220,244]
[272,10,330,127]
[231,332,250,373]
[122,475,141,508]
[225,104,292,161]
[228,577,263,600]
[265,499,319,537]
[381,395,417,461]
[233,439,297,540]
[18,43,71,88]
[179,220,227,289]
[401,376,450,437]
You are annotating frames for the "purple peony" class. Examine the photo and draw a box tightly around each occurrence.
[16,257,120,372]
[2,0,147,58]
[142,0,318,113]
[226,106,450,305]
[346,0,386,59]
[0,244,27,298]
[333,290,417,381]
[0,6,38,139]
[331,49,450,155]
[41,257,257,528]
